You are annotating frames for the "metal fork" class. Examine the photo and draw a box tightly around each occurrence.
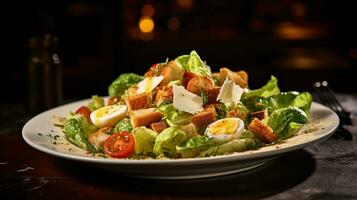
[313,81,353,140]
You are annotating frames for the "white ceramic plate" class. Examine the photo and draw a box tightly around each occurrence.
[22,100,339,179]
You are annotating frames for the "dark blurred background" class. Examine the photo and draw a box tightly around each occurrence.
[2,0,357,113]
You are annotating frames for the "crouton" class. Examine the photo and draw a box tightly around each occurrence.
[248,118,277,143]
[251,109,268,120]
[160,61,185,85]
[189,110,216,130]
[107,96,121,106]
[144,63,165,77]
[204,104,217,117]
[150,121,167,133]
[88,127,112,148]
[125,92,149,111]
[187,76,215,95]
[130,108,163,128]
[155,85,173,106]
[227,109,248,121]
[206,87,220,104]
[219,67,248,88]
[237,70,248,85]
[212,72,220,81]
[179,123,199,138]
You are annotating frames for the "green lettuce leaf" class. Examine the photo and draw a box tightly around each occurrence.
[242,76,280,111]
[176,135,215,158]
[87,95,104,111]
[175,50,211,77]
[108,73,143,97]
[157,103,190,126]
[132,127,158,156]
[113,118,133,133]
[257,91,313,115]
[197,139,255,157]
[266,107,308,139]
[243,76,280,100]
[292,92,313,114]
[153,127,187,157]
[63,114,98,151]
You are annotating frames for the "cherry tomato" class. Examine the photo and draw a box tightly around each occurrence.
[103,132,135,158]
[75,106,92,123]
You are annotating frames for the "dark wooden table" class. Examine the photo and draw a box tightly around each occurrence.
[1,94,357,200]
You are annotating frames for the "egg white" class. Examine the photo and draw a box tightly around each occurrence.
[205,118,244,143]
[90,104,127,128]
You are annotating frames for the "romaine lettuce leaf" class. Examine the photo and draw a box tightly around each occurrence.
[108,73,143,97]
[244,75,280,98]
[197,139,255,157]
[175,50,211,77]
[292,92,313,114]
[157,103,190,126]
[266,107,308,139]
[63,114,98,151]
[176,135,214,158]
[241,76,280,110]
[255,91,312,115]
[132,127,158,156]
[113,118,133,133]
[87,95,104,111]
[153,127,187,157]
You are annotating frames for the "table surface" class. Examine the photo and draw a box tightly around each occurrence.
[1,94,357,200]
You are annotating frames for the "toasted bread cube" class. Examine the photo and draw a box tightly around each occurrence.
[219,67,248,88]
[88,127,112,148]
[130,108,163,128]
[160,61,185,85]
[251,109,268,120]
[207,87,220,104]
[187,76,214,95]
[150,121,167,133]
[236,70,248,85]
[125,92,149,111]
[155,85,173,106]
[204,104,217,117]
[189,111,216,130]
[212,72,220,81]
[179,123,198,138]
[248,118,277,143]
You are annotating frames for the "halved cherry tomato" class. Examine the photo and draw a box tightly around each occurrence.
[103,132,135,158]
[75,106,92,123]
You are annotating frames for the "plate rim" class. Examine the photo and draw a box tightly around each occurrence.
[22,101,339,166]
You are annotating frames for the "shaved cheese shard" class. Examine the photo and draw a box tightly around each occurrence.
[217,79,244,104]
[173,85,203,114]
[137,76,164,94]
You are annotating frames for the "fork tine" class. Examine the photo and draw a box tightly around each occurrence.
[313,82,336,111]
[318,82,340,112]
[313,81,352,125]
[322,81,349,114]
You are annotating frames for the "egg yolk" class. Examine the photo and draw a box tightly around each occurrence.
[95,106,117,118]
[210,119,238,135]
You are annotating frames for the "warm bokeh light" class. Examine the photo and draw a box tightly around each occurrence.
[141,4,154,17]
[139,17,154,33]
[176,0,193,10]
[167,17,180,31]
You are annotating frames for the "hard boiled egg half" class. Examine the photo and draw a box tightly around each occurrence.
[205,117,244,143]
[90,104,127,128]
